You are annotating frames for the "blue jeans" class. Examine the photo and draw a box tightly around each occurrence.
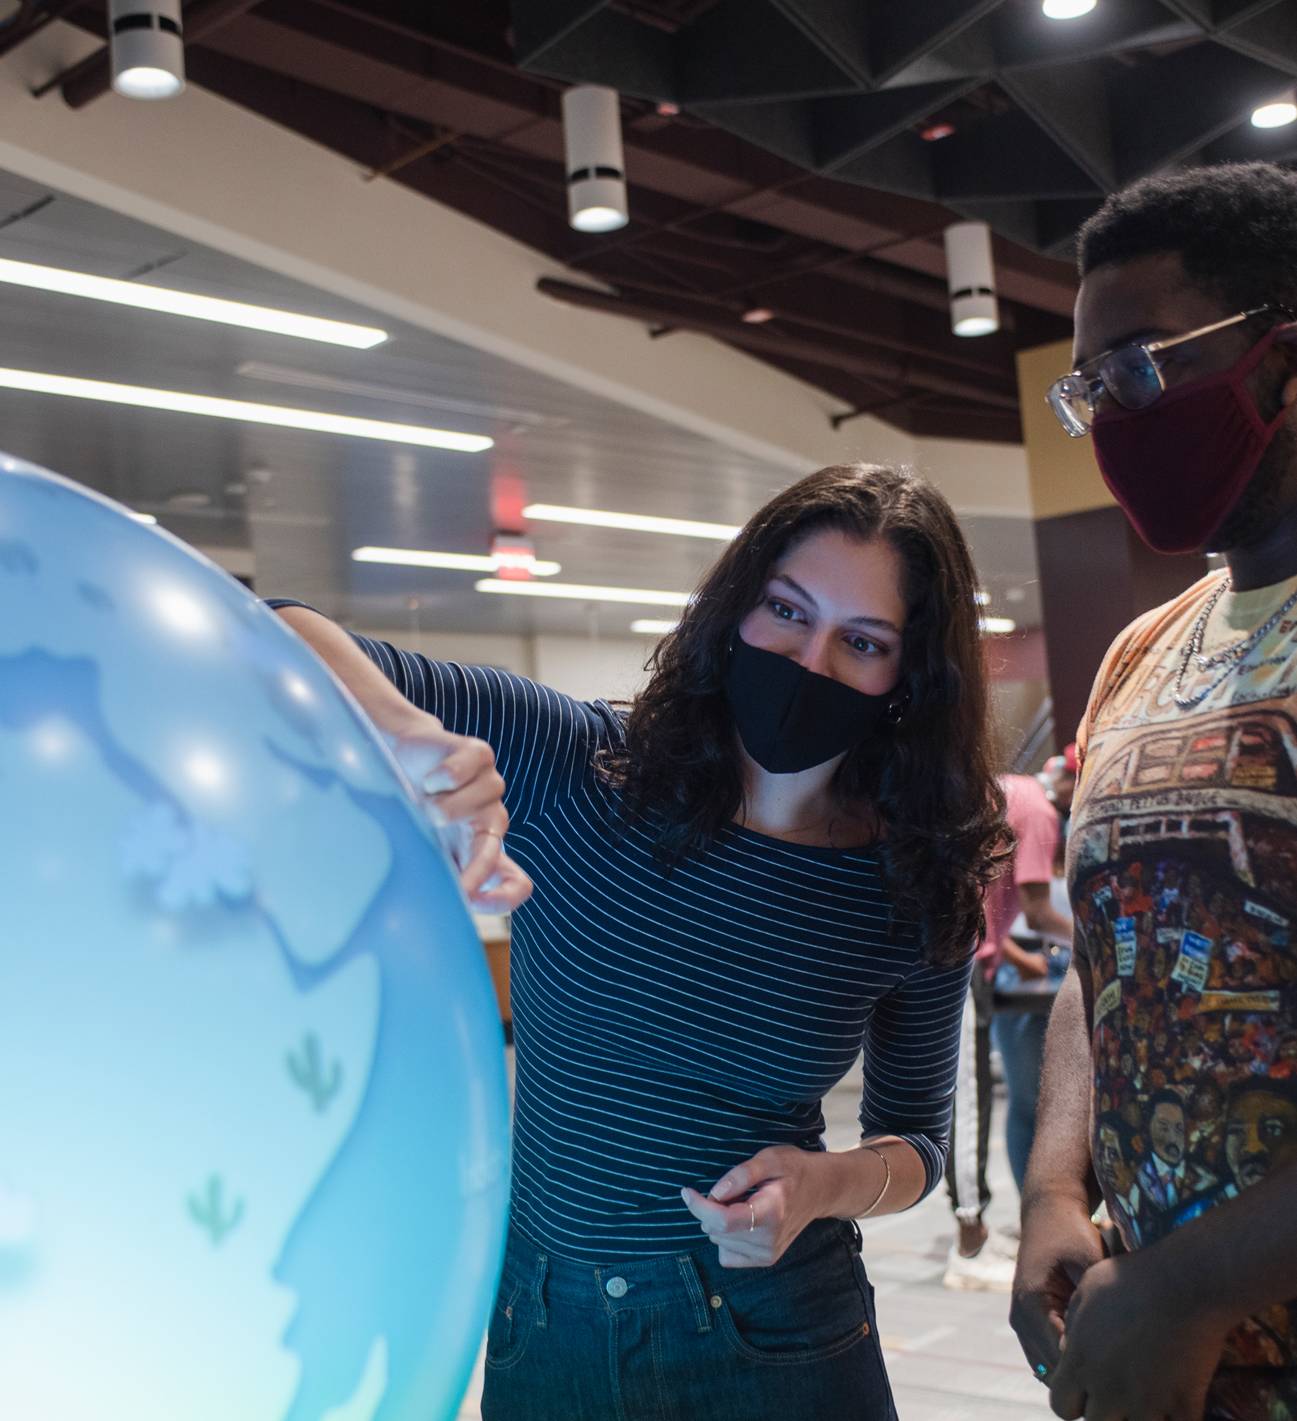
[481,1218,898,1421]
[991,1008,1048,1191]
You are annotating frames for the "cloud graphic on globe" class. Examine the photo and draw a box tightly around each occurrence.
[121,801,254,912]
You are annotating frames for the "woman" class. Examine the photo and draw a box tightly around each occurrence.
[273,463,1008,1420]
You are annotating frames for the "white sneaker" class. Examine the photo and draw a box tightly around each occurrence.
[942,1240,1016,1292]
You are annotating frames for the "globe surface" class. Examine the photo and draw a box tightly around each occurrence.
[0,454,510,1421]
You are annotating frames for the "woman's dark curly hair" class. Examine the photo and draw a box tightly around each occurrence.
[600,463,1010,969]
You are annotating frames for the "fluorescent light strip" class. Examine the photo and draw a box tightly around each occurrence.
[630,619,679,635]
[0,369,493,452]
[0,257,388,349]
[980,616,1017,635]
[475,578,690,607]
[523,503,740,541]
[353,546,560,576]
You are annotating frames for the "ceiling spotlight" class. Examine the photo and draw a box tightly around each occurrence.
[110,0,185,100]
[1042,0,1097,17]
[631,619,679,635]
[944,221,1000,338]
[655,101,680,117]
[740,305,775,324]
[1252,95,1297,129]
[562,85,629,234]
[920,122,956,142]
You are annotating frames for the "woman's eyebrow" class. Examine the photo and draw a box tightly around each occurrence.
[771,573,900,634]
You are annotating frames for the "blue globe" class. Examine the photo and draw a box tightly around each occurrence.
[0,454,510,1421]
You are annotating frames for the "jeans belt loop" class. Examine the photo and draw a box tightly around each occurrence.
[676,1253,714,1334]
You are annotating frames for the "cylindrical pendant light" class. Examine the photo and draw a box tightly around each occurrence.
[562,85,629,234]
[110,0,185,101]
[944,220,1000,337]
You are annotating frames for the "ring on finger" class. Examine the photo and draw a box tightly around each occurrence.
[1033,1363,1049,1384]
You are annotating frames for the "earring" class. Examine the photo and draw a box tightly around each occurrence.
[885,693,910,725]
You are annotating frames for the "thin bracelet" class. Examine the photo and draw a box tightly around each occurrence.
[859,1144,891,1218]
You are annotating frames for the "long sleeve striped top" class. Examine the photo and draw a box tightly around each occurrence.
[278,614,971,1264]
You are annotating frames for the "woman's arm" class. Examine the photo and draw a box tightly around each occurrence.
[274,604,530,911]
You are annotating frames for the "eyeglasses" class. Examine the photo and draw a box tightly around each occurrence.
[1046,304,1290,438]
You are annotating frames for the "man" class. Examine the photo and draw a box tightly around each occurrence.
[1010,161,1297,1421]
[944,772,1070,1290]
[1225,1078,1297,1193]
[1136,1087,1216,1213]
[1094,1112,1147,1247]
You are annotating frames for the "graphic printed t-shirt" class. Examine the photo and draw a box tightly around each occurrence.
[975,774,1059,979]
[1071,570,1297,1421]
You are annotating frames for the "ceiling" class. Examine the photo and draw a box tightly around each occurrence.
[0,2,1093,445]
[0,0,1287,444]
[0,163,1046,635]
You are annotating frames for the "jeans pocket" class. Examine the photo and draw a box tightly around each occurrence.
[712,1244,872,1367]
[484,1276,535,1371]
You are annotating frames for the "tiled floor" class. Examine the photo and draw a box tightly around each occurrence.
[457,1053,1051,1420]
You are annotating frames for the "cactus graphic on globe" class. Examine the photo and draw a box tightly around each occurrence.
[0,454,510,1421]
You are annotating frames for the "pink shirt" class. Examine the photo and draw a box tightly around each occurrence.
[976,774,1060,978]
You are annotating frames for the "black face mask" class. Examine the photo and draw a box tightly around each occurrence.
[723,633,904,775]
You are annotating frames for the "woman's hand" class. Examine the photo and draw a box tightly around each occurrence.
[382,707,532,913]
[681,1146,836,1268]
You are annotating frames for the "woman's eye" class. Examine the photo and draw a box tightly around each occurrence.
[767,598,798,621]
[847,634,881,655]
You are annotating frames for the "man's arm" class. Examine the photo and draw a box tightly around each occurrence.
[1009,959,1105,1377]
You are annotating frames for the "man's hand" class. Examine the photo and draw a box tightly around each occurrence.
[1011,1193,1104,1383]
[1046,1249,1233,1420]
[383,708,532,913]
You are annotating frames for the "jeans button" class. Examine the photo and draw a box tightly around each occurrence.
[605,1275,629,1299]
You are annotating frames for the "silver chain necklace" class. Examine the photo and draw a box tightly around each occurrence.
[1173,574,1297,708]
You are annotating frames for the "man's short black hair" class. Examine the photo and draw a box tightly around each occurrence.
[1096,1110,1136,1157]
[1226,1074,1297,1112]
[1147,1087,1185,1116]
[1076,161,1297,314]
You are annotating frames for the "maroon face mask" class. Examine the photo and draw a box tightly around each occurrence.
[1092,326,1291,555]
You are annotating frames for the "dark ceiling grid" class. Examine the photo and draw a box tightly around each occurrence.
[512,0,1297,255]
[5,0,1296,442]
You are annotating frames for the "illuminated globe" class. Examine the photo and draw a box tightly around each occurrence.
[0,454,510,1421]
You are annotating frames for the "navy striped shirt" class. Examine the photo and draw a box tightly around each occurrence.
[283,614,971,1263]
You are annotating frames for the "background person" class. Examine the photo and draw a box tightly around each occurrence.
[944,771,1071,1291]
